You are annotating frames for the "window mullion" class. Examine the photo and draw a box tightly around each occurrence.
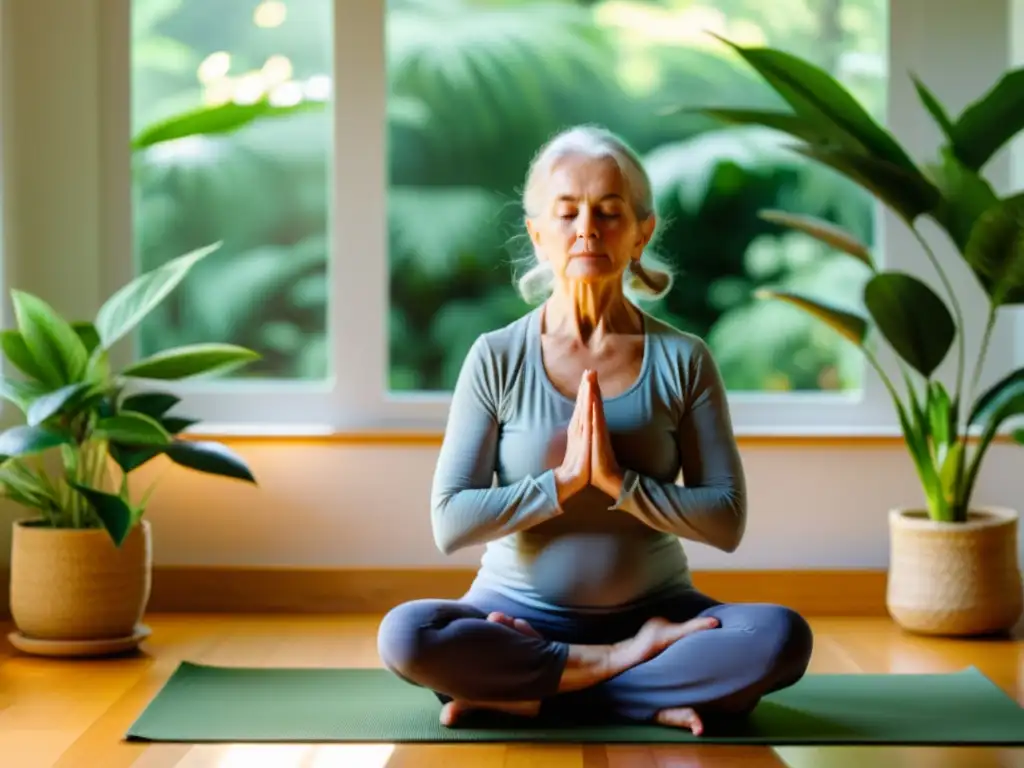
[330,0,388,430]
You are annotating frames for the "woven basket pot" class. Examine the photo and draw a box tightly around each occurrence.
[886,507,1023,636]
[9,519,152,642]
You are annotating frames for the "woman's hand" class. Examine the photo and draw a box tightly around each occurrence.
[589,372,624,499]
[554,370,593,503]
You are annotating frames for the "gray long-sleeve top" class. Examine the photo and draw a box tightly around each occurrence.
[430,306,747,612]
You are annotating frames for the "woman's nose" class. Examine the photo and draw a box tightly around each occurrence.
[576,209,598,239]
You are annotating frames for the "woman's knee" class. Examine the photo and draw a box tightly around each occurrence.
[376,599,468,680]
[748,604,814,679]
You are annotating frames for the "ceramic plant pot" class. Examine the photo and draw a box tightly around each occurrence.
[886,507,1023,636]
[8,519,152,654]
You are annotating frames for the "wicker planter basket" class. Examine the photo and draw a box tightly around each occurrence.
[9,519,152,645]
[886,507,1023,636]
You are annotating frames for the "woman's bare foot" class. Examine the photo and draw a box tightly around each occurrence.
[440,698,542,726]
[656,706,703,735]
[558,616,720,693]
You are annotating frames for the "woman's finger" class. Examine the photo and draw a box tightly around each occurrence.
[577,372,592,434]
[582,388,593,447]
[568,369,587,431]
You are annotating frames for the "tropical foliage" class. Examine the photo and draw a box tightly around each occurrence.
[0,244,260,545]
[131,0,886,394]
[690,35,1024,522]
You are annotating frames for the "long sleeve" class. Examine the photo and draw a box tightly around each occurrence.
[430,336,564,555]
[610,339,747,552]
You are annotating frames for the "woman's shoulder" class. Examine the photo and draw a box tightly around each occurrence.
[458,310,537,402]
[642,313,723,391]
[469,309,535,367]
[644,313,713,361]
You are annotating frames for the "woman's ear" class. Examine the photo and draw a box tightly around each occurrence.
[526,217,542,248]
[637,215,656,248]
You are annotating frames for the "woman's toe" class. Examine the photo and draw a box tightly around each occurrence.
[656,706,703,735]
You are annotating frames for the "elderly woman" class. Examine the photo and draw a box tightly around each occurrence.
[377,125,813,735]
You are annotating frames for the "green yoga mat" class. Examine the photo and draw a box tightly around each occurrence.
[126,662,1024,745]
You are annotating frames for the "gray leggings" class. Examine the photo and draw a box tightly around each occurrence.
[377,586,813,723]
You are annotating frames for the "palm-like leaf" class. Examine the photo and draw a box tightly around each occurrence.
[387,0,614,186]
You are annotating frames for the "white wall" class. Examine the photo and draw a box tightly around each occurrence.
[0,0,1022,572]
[2,437,1020,570]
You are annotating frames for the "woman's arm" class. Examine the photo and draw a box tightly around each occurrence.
[430,336,564,555]
[609,340,747,552]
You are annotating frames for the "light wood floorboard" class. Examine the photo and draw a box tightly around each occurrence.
[0,615,1021,767]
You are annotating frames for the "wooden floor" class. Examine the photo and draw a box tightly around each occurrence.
[0,614,1022,768]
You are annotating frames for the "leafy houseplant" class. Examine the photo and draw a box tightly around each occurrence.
[687,36,1024,636]
[2,242,260,654]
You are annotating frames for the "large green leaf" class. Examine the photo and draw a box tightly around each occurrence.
[926,148,1000,252]
[95,242,222,349]
[0,331,50,383]
[94,413,171,446]
[132,97,326,150]
[753,289,869,346]
[962,192,1024,305]
[757,209,874,268]
[948,67,1024,171]
[790,145,941,222]
[68,482,134,546]
[0,425,68,459]
[11,290,89,386]
[863,272,955,379]
[26,382,93,426]
[712,35,919,173]
[166,440,257,483]
[121,343,259,380]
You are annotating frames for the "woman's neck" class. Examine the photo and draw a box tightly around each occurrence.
[544,282,641,344]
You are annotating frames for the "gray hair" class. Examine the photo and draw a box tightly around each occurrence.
[516,125,673,304]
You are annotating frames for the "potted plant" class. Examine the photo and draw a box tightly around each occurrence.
[684,36,1024,635]
[1,242,259,656]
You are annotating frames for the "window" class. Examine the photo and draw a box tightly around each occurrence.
[27,0,1008,435]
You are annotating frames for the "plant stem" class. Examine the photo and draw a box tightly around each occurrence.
[863,346,902,414]
[970,307,996,405]
[71,445,82,529]
[910,225,966,406]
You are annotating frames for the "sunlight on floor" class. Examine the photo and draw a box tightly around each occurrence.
[214,743,396,768]
[310,745,397,768]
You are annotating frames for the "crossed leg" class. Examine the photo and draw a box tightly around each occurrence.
[586,601,813,733]
[376,588,813,734]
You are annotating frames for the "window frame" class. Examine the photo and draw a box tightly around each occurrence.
[2,0,1017,438]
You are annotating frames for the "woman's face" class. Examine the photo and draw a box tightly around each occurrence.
[527,154,654,289]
